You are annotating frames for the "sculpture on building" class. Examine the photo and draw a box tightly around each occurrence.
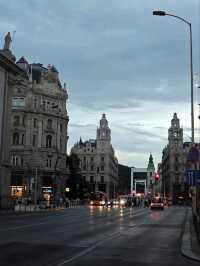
[3,32,12,50]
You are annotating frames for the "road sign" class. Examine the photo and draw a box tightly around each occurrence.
[186,170,200,187]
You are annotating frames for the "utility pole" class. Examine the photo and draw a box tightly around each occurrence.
[34,168,38,210]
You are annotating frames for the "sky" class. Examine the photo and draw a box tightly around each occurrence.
[0,0,199,168]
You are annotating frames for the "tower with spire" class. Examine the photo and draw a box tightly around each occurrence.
[96,114,111,151]
[147,153,155,191]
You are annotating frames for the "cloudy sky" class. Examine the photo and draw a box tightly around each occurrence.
[0,0,199,168]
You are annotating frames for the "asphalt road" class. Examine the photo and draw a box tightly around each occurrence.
[0,206,198,266]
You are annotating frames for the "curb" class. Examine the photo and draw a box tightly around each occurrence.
[181,210,200,262]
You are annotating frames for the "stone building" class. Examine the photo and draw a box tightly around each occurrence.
[10,58,69,203]
[161,113,185,202]
[71,114,118,198]
[0,33,25,208]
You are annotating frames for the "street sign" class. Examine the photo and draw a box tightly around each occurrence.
[186,170,200,187]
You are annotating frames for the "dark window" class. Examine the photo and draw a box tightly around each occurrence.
[21,134,25,145]
[13,115,20,126]
[90,176,94,183]
[46,135,52,148]
[91,165,94,171]
[47,119,52,129]
[21,157,24,166]
[13,132,19,145]
[82,176,86,183]
[101,165,104,171]
[33,135,36,147]
[83,157,86,161]
[101,156,104,162]
[60,124,63,132]
[33,118,38,128]
[91,157,94,162]
[22,116,25,126]
[46,159,52,168]
[101,176,104,183]
[34,98,37,109]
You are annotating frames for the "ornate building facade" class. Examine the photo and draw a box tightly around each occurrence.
[9,57,69,203]
[71,114,118,198]
[161,113,185,202]
[0,33,25,208]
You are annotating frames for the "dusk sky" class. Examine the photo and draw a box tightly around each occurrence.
[0,0,199,168]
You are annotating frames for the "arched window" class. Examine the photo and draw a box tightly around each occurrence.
[47,119,52,129]
[46,135,52,148]
[13,115,20,126]
[13,132,19,145]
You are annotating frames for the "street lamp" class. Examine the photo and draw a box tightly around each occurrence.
[153,10,194,143]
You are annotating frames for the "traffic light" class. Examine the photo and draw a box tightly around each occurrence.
[155,173,160,181]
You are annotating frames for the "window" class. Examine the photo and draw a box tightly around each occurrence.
[90,157,94,162]
[82,176,86,183]
[12,97,25,108]
[21,157,24,167]
[101,165,104,171]
[13,115,20,126]
[60,124,63,132]
[33,135,37,147]
[46,159,52,168]
[13,132,19,145]
[90,176,94,183]
[22,116,25,127]
[91,165,94,171]
[101,156,104,162]
[21,134,25,145]
[59,137,62,147]
[33,118,38,128]
[47,119,52,129]
[12,156,19,166]
[83,157,86,161]
[100,176,104,183]
[34,98,37,109]
[46,135,52,148]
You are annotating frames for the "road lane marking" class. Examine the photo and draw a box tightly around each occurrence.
[55,231,122,266]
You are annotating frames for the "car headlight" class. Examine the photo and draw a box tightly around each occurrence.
[90,201,93,205]
[100,200,105,205]
[120,199,125,205]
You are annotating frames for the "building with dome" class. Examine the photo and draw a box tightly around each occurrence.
[71,114,118,198]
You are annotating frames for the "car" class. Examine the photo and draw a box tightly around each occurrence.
[90,199,106,206]
[150,197,164,210]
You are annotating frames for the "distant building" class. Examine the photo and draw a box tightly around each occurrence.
[131,154,155,196]
[9,58,69,203]
[161,113,185,202]
[71,114,118,198]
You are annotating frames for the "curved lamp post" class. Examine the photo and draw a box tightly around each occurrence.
[153,10,194,143]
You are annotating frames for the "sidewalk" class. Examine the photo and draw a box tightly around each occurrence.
[181,209,200,262]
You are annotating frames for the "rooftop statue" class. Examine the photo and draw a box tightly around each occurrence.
[3,32,12,50]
